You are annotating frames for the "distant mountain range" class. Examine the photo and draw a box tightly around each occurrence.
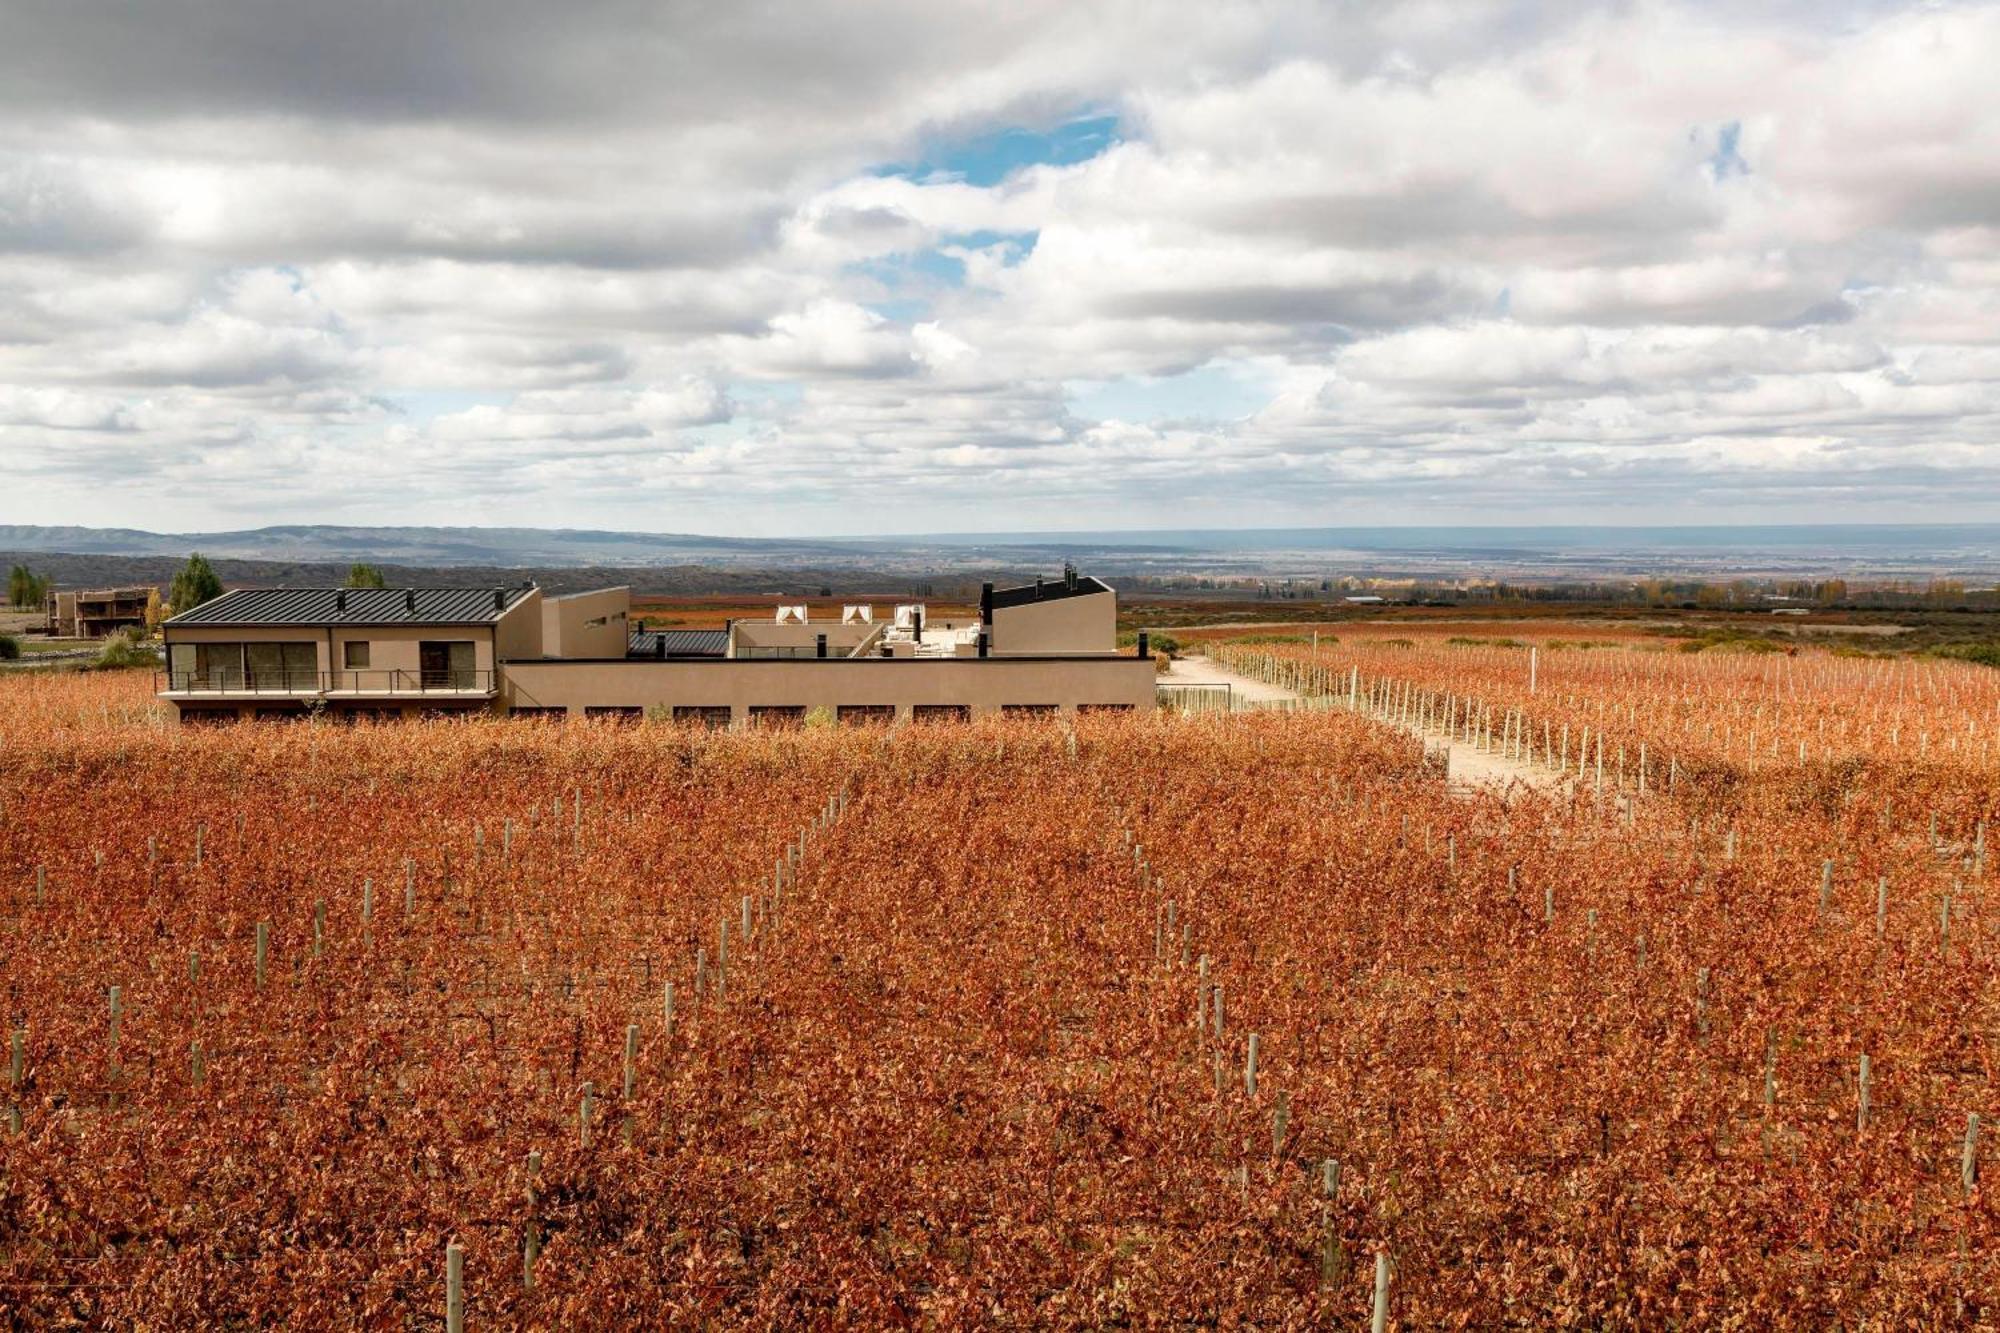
[0,524,887,567]
[6,521,2000,583]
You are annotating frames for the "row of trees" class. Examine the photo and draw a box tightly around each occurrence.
[7,564,49,609]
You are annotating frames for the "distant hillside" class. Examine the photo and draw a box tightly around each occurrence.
[0,523,886,567]
[0,551,988,599]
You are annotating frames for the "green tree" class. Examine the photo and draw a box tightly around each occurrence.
[7,564,48,609]
[169,553,224,615]
[344,563,388,589]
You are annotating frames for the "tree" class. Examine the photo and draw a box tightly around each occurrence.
[7,564,48,609]
[344,563,387,589]
[144,588,166,633]
[169,553,224,615]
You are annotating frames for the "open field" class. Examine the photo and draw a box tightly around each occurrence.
[2,663,1997,1326]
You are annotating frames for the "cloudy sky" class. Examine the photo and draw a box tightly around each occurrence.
[2,0,1997,536]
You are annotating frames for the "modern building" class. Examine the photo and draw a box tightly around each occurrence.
[46,586,153,638]
[158,573,1155,725]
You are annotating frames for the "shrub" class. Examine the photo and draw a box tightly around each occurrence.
[0,633,18,661]
[1119,630,1183,657]
[1926,641,2000,669]
[92,628,158,671]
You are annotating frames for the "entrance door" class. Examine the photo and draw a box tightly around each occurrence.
[419,641,476,689]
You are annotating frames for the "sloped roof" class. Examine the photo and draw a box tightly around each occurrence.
[165,587,534,627]
[628,628,728,658]
[988,574,1112,611]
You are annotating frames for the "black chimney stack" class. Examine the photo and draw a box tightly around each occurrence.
[816,633,827,659]
[912,609,923,643]
[1034,576,1043,600]
[980,581,993,624]
[335,590,347,612]
[1137,632,1149,658]
[493,589,504,611]
[977,631,988,658]
[405,589,416,613]
[655,634,666,660]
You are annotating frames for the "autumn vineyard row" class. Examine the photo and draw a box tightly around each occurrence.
[0,661,1995,1326]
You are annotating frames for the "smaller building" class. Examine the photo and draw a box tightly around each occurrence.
[47,586,153,638]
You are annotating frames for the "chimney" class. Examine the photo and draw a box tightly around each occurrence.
[977,631,988,658]
[405,589,416,613]
[1034,576,1044,600]
[816,632,827,659]
[980,581,994,624]
[1137,632,1150,658]
[335,590,347,612]
[493,589,504,611]
[912,609,923,643]
[655,634,666,660]
[1065,562,1078,591]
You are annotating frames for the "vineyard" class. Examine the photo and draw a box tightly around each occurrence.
[2,660,1996,1326]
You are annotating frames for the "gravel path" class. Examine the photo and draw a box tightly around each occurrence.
[1169,653,1567,795]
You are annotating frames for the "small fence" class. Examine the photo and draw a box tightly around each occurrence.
[1156,683,1231,713]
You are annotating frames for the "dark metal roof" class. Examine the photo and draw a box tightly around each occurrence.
[988,574,1112,611]
[165,586,534,627]
[627,628,728,658]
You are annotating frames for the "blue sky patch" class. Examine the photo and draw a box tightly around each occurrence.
[878,113,1120,187]
[1708,120,1750,180]
[848,230,1039,321]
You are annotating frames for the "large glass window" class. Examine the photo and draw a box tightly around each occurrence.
[169,642,248,690]
[246,641,317,690]
[343,641,370,669]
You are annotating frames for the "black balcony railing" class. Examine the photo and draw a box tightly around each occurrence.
[158,669,495,696]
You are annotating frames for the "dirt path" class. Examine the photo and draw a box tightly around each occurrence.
[1170,653,1566,795]
[1158,655,1302,705]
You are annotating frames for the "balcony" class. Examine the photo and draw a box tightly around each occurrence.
[157,669,497,698]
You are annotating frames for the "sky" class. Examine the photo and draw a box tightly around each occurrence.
[2,0,1999,537]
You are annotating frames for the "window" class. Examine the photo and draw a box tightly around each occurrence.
[179,707,237,726]
[837,704,894,726]
[583,706,643,724]
[343,641,370,669]
[911,704,970,723]
[170,642,246,690]
[1078,703,1135,714]
[419,640,477,689]
[748,705,806,728]
[673,706,733,729]
[1002,704,1058,717]
[245,641,317,691]
[346,707,404,724]
[510,706,567,721]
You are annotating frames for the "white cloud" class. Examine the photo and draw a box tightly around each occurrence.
[2,1,1999,531]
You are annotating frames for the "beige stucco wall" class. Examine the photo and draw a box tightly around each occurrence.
[988,590,1116,655]
[539,587,625,659]
[728,619,884,656]
[495,590,545,660]
[501,656,1155,719]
